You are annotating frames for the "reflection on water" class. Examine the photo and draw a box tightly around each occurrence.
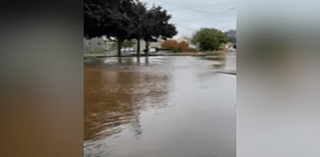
[84,58,172,141]
[84,56,236,157]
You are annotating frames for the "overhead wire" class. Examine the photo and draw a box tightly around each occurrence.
[141,0,235,37]
[179,0,236,9]
[154,0,236,17]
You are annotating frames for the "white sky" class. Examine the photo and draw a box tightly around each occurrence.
[140,0,236,38]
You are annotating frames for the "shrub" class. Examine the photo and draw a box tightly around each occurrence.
[192,28,229,52]
[161,40,189,53]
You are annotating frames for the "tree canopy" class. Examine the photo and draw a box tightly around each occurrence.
[192,28,229,52]
[142,5,177,42]
[84,0,177,62]
[84,0,136,39]
[84,0,177,45]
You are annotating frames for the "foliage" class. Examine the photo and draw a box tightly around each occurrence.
[84,0,103,39]
[84,0,132,39]
[161,40,189,53]
[84,0,178,61]
[122,40,136,47]
[224,30,236,43]
[139,5,178,55]
[84,0,135,62]
[84,0,177,42]
[192,28,229,52]
[148,6,177,41]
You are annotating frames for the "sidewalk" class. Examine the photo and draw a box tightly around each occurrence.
[84,51,209,58]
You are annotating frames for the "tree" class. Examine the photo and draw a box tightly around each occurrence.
[108,0,137,62]
[84,0,136,62]
[84,0,104,39]
[127,0,148,63]
[141,5,177,63]
[122,40,135,47]
[192,28,229,52]
[84,0,177,63]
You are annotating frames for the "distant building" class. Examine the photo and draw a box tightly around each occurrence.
[224,30,236,48]
[175,37,190,43]
[84,36,115,52]
[225,30,236,38]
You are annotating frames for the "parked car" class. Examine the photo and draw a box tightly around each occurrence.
[229,48,236,52]
[121,47,135,54]
[149,48,156,53]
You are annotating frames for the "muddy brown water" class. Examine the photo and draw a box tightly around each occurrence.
[84,56,236,157]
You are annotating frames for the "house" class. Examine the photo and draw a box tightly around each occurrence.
[83,36,115,52]
[225,30,236,38]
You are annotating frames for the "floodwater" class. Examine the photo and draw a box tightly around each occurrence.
[84,55,236,157]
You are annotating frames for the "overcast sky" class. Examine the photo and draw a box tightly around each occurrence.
[139,0,236,39]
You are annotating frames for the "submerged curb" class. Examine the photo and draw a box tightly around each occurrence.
[217,70,236,75]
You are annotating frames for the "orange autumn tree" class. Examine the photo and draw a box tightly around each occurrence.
[161,40,189,52]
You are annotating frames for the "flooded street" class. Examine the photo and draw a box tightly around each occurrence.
[84,56,236,157]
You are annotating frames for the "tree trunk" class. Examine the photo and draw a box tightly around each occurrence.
[137,37,140,63]
[117,39,122,63]
[145,41,149,64]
